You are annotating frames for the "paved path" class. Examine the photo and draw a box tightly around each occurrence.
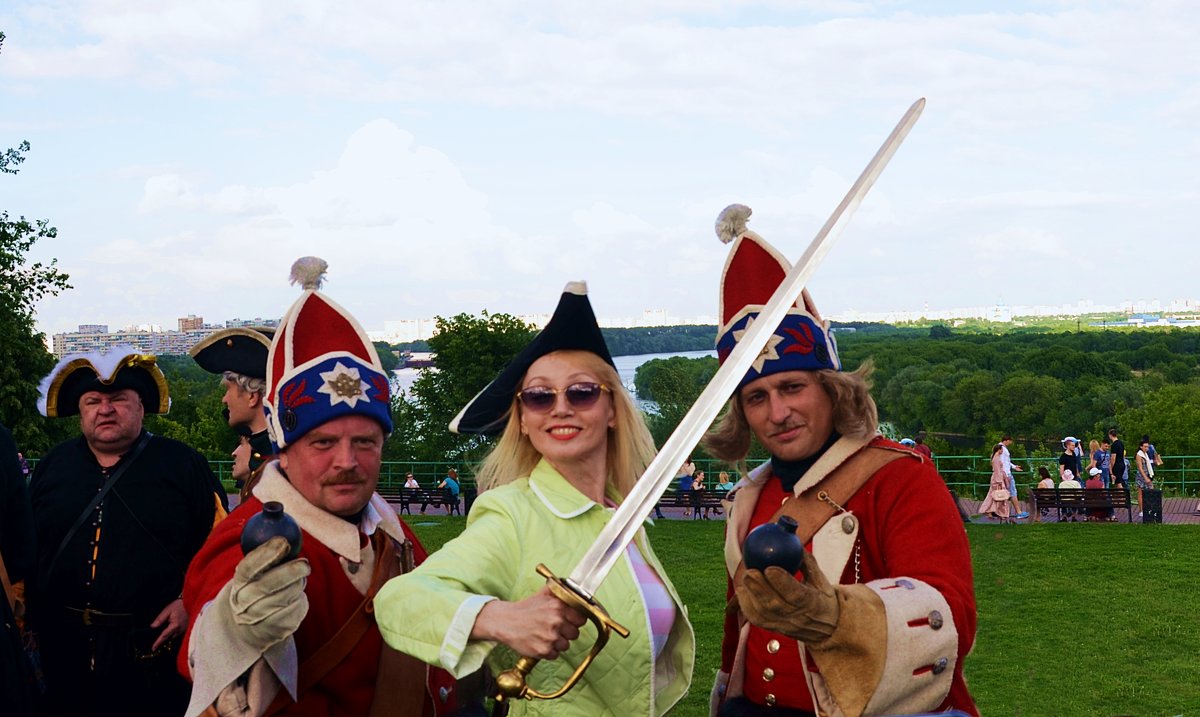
[961,497,1200,524]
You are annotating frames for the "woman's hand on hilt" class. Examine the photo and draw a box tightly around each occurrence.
[473,585,588,660]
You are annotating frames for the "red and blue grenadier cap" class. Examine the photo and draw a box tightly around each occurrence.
[715,204,841,389]
[264,257,393,450]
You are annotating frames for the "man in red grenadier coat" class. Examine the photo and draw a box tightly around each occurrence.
[704,205,979,717]
[179,258,466,717]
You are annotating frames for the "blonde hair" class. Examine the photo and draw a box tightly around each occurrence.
[473,350,657,499]
[702,362,879,463]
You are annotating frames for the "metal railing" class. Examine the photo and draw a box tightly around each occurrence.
[48,454,1198,500]
[931,455,1200,500]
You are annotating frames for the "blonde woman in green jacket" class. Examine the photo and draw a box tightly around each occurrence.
[376,283,694,716]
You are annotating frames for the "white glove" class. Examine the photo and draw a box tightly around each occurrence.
[229,536,310,651]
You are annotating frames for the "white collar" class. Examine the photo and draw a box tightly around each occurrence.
[252,461,407,562]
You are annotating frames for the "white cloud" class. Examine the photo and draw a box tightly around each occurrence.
[9,0,1200,334]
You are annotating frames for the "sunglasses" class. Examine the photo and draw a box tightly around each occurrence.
[517,382,611,412]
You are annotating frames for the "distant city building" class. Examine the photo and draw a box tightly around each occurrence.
[51,317,280,358]
[830,297,1200,324]
[178,315,204,331]
[225,317,280,329]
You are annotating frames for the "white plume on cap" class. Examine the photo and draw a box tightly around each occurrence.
[289,256,328,290]
[715,204,752,244]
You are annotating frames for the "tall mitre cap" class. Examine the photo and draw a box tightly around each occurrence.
[263,257,393,450]
[189,327,276,379]
[715,203,840,390]
[449,281,613,436]
[38,346,171,418]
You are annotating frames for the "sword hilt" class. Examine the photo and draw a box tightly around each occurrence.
[493,563,630,703]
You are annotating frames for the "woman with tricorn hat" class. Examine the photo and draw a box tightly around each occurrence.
[376,282,694,716]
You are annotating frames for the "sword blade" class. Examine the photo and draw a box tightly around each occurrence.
[568,98,926,598]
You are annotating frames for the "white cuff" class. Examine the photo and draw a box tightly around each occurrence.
[183,582,298,717]
[439,594,499,678]
[861,577,958,716]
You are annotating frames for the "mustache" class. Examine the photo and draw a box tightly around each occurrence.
[322,470,367,487]
[770,421,802,435]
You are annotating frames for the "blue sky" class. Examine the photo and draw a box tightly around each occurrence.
[3,1,1199,335]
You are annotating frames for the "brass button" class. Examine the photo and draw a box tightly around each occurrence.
[766,639,780,654]
[841,515,856,534]
[928,610,944,630]
[932,657,949,675]
[765,693,776,706]
[762,667,775,682]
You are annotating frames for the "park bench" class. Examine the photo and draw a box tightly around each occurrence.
[378,487,462,515]
[1029,487,1133,523]
[656,489,727,517]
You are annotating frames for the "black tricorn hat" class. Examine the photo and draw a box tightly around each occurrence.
[38,347,171,418]
[449,281,614,436]
[189,327,276,379]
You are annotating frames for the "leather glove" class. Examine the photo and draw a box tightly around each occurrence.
[735,549,839,644]
[229,536,310,652]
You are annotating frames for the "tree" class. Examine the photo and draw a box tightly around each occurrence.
[0,103,73,452]
[1113,384,1200,457]
[373,341,399,372]
[634,355,718,447]
[143,356,239,459]
[386,311,534,465]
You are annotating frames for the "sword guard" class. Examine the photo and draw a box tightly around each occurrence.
[494,563,630,703]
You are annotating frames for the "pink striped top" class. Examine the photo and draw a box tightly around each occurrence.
[626,541,676,658]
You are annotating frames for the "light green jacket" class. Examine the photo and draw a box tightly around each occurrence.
[376,459,694,717]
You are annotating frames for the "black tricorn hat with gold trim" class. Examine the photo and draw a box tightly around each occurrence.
[189,327,276,379]
[449,281,613,436]
[38,346,171,418]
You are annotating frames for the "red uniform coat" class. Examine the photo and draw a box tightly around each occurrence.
[719,438,979,716]
[180,492,452,716]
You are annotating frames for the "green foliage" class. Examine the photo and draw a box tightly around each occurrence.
[392,340,431,353]
[373,341,399,372]
[144,355,238,459]
[0,135,73,452]
[634,355,719,447]
[839,326,1200,453]
[599,325,715,356]
[1112,383,1200,455]
[389,311,534,464]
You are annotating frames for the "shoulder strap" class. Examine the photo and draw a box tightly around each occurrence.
[730,446,909,604]
[263,531,403,717]
[45,432,153,583]
[769,446,908,544]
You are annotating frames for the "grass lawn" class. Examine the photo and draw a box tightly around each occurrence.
[404,517,1200,716]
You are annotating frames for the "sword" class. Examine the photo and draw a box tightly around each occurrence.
[494,98,926,703]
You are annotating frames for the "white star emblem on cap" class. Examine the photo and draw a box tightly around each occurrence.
[734,319,784,373]
[318,362,372,408]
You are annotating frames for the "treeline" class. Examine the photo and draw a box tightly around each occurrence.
[385,325,718,362]
[632,325,1200,460]
[599,325,716,356]
[836,327,1200,455]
